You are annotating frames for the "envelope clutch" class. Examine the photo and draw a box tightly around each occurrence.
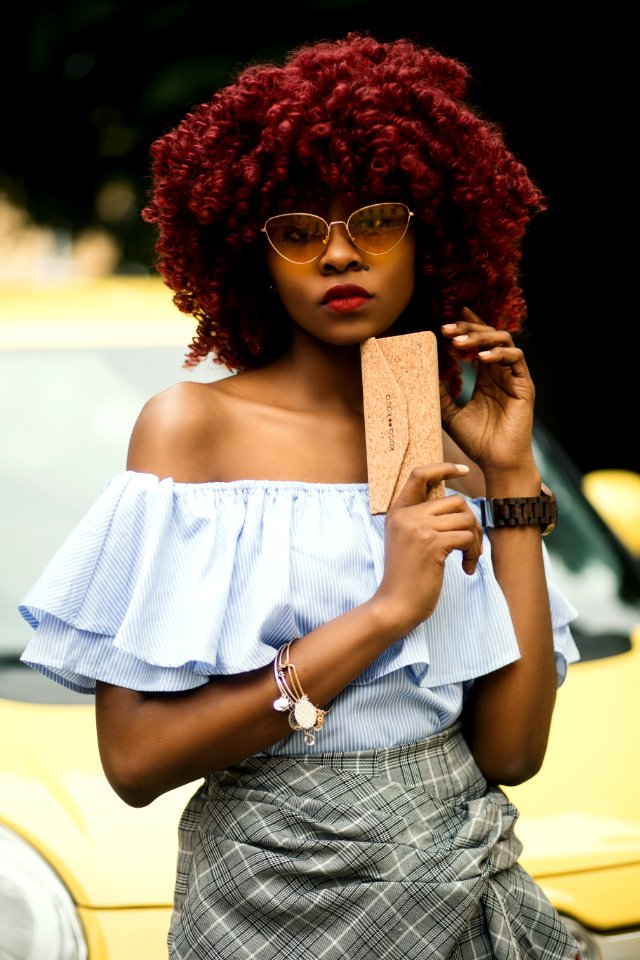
[361,331,444,515]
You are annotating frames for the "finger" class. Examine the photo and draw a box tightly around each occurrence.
[461,306,486,325]
[440,306,489,330]
[421,505,483,574]
[429,513,483,577]
[390,463,470,512]
[461,538,482,576]
[449,328,515,351]
[476,345,525,367]
[440,306,491,339]
[414,498,478,525]
[475,349,532,390]
[462,517,483,575]
[421,523,483,576]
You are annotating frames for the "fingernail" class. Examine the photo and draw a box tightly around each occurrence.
[441,323,457,332]
[453,334,468,343]
[455,463,470,472]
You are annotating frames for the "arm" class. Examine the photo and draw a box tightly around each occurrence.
[441,309,557,785]
[462,483,557,785]
[97,386,482,807]
[96,600,407,807]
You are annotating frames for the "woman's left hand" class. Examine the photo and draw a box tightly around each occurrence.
[439,307,536,473]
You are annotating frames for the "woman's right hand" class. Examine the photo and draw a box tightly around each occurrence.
[373,463,483,634]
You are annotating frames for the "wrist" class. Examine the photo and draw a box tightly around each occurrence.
[482,465,542,499]
[479,484,557,537]
[363,594,423,642]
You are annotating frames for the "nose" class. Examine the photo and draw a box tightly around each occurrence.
[319,220,363,273]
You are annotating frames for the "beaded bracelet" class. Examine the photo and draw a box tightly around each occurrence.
[272,641,329,747]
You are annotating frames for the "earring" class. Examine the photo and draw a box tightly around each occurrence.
[362,265,370,271]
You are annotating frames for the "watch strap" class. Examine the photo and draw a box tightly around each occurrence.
[480,491,557,535]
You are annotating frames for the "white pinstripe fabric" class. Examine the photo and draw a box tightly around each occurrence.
[19,471,579,752]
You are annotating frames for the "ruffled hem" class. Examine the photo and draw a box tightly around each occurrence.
[19,471,579,693]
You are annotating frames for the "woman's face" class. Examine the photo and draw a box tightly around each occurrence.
[265,199,416,348]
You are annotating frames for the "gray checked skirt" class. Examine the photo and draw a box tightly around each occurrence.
[168,723,578,959]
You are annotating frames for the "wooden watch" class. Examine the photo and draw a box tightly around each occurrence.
[479,484,557,536]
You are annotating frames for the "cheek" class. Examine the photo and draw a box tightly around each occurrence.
[391,248,416,312]
[267,273,320,332]
[269,273,308,315]
[267,253,307,302]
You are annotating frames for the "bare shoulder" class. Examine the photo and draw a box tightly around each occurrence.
[126,379,238,481]
[127,364,370,484]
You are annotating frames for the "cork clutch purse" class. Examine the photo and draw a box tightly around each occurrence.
[360,331,444,515]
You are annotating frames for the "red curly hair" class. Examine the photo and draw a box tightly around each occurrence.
[143,32,545,391]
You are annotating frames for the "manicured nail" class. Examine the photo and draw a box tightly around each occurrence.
[453,334,468,343]
[455,463,470,472]
[441,323,457,332]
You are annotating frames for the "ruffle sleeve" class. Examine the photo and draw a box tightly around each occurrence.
[19,473,579,694]
[350,503,579,690]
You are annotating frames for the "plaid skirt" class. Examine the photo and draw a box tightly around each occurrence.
[168,723,578,959]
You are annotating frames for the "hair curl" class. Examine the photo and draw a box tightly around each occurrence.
[142,32,545,391]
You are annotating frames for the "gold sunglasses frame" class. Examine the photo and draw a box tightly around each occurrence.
[261,203,414,264]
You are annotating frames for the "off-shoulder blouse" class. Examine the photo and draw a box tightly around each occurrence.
[19,471,579,753]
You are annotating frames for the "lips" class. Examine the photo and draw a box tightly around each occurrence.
[321,284,373,312]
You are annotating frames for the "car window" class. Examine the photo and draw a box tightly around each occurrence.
[0,345,226,658]
[533,420,640,657]
[457,362,640,658]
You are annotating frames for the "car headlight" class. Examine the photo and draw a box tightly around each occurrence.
[563,915,640,960]
[0,824,87,960]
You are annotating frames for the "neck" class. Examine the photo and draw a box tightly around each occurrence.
[273,330,364,414]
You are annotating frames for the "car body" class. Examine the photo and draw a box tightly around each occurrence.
[1,277,639,959]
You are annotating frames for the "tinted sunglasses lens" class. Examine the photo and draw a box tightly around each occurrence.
[265,214,327,262]
[349,203,410,254]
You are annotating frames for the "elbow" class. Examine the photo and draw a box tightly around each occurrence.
[99,748,163,808]
[491,752,545,787]
[463,694,555,786]
[471,740,548,787]
[111,781,158,809]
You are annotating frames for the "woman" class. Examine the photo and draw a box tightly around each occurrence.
[19,33,580,958]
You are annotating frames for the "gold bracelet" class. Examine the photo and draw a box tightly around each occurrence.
[272,641,329,746]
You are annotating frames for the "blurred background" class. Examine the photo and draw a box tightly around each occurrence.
[1,1,634,474]
[3,14,640,955]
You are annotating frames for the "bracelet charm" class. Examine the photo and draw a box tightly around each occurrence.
[272,641,331,747]
[292,696,318,729]
[273,695,291,712]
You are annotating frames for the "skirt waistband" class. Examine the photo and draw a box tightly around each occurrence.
[224,721,474,794]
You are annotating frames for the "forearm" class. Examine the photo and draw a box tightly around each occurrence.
[464,469,557,785]
[96,597,403,807]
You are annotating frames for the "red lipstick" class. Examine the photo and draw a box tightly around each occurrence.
[321,284,373,313]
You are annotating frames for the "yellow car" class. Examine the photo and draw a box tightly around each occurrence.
[1,278,639,959]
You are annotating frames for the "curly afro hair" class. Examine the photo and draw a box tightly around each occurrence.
[143,32,546,391]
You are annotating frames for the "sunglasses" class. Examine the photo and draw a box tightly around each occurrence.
[261,202,414,264]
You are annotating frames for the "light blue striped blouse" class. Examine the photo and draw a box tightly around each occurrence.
[19,471,580,753]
